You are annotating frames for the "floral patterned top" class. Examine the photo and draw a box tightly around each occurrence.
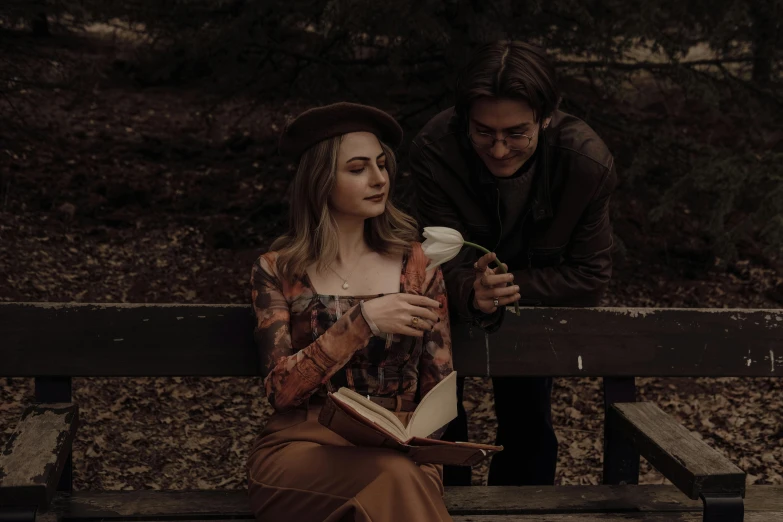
[251,242,453,413]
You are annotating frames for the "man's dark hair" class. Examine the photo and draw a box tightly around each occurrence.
[455,40,561,123]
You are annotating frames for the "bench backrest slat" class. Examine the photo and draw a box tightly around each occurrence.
[1,303,781,377]
[453,307,783,377]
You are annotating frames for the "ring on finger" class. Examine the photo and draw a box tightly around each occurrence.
[473,261,484,273]
[493,298,499,307]
[411,316,419,327]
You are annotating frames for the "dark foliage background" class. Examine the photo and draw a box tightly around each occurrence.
[1,0,782,488]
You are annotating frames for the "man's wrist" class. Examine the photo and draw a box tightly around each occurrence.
[467,288,496,317]
[467,289,481,315]
[468,293,483,316]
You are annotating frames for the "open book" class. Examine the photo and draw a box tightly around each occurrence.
[317,371,502,466]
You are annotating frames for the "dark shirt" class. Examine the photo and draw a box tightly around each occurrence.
[495,154,536,266]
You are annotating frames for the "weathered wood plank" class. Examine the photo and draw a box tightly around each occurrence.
[78,515,783,522]
[51,490,251,517]
[0,404,78,508]
[603,377,640,485]
[86,516,783,522]
[447,484,706,513]
[35,376,74,494]
[452,307,783,377]
[451,514,783,521]
[446,485,783,513]
[44,510,783,521]
[610,402,746,500]
[2,303,782,377]
[48,486,783,518]
[1,303,258,377]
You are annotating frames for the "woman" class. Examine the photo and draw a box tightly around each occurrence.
[247,102,454,522]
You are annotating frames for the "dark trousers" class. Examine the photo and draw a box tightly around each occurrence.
[442,376,558,486]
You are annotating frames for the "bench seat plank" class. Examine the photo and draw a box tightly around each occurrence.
[41,513,783,522]
[447,485,782,514]
[0,403,78,508]
[610,402,745,499]
[449,514,783,521]
[48,486,783,518]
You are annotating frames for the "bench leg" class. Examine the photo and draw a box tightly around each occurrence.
[0,508,36,522]
[602,377,639,485]
[700,494,744,522]
[35,376,73,494]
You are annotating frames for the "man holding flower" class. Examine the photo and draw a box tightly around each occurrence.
[410,40,617,486]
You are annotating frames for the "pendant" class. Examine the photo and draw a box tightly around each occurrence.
[342,281,349,290]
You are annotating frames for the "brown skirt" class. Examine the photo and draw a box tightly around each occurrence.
[246,399,452,522]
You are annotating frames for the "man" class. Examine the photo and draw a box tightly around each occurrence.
[410,40,616,486]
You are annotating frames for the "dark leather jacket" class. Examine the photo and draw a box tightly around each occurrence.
[410,107,616,330]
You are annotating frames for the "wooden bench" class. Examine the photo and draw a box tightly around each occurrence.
[1,303,782,522]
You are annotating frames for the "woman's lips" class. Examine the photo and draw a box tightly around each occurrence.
[364,194,385,202]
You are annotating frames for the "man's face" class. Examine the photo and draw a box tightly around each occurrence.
[468,97,550,178]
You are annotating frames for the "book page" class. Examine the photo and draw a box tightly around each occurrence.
[332,392,408,441]
[407,370,458,439]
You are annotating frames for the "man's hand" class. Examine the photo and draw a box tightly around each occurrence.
[472,252,521,314]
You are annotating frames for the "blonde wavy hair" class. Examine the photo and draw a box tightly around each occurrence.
[271,135,418,283]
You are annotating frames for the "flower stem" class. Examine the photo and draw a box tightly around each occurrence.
[462,241,521,316]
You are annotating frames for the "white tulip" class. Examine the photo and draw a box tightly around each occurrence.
[421,226,520,315]
[423,226,464,243]
[422,227,465,270]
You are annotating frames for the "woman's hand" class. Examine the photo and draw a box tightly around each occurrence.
[472,252,520,314]
[361,293,442,338]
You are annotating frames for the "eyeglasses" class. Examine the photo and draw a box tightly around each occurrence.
[468,130,535,151]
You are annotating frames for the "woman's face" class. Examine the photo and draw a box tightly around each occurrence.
[329,131,389,220]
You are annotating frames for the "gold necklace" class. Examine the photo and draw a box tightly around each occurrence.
[328,251,367,290]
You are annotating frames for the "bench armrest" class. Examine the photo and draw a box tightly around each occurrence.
[0,403,79,509]
[609,402,745,500]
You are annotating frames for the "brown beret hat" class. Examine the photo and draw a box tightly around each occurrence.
[279,102,403,159]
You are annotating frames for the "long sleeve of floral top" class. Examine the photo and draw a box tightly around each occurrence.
[251,243,453,415]
[251,253,373,413]
[407,245,454,401]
